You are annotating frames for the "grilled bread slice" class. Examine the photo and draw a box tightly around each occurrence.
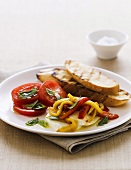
[65,60,120,95]
[103,90,131,107]
[37,68,130,107]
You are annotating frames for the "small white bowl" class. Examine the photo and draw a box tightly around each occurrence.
[87,29,129,60]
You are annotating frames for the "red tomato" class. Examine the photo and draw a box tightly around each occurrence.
[13,105,46,116]
[11,83,41,106]
[38,80,67,106]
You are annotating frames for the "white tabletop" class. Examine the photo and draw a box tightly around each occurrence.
[0,0,131,169]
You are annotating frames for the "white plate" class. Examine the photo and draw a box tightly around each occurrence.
[0,65,131,136]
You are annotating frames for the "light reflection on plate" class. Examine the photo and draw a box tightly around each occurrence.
[0,65,131,136]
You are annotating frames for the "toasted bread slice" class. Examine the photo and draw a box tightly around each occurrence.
[65,60,120,95]
[37,68,130,107]
[103,90,131,106]
[36,68,59,83]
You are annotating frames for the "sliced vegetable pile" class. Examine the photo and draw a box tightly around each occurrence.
[11,80,119,132]
[46,93,119,132]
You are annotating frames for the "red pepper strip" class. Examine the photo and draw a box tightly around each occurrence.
[78,104,91,119]
[100,111,119,120]
[60,97,89,120]
[103,106,109,112]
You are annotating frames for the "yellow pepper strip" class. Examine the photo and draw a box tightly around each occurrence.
[48,107,58,116]
[56,101,73,116]
[53,98,69,110]
[49,100,73,117]
[68,93,78,102]
[57,118,78,132]
[88,109,97,123]
[99,103,104,110]
[88,107,94,115]
[84,100,103,114]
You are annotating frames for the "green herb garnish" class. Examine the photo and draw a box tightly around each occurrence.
[38,120,48,127]
[68,100,78,109]
[46,88,60,100]
[47,116,59,120]
[25,100,46,110]
[98,116,108,126]
[46,88,55,96]
[26,118,39,126]
[18,87,38,99]
[26,118,48,128]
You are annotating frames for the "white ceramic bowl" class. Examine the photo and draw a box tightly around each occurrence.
[87,29,129,60]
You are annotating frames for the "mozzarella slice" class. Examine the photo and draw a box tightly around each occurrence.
[69,111,100,126]
[45,109,100,132]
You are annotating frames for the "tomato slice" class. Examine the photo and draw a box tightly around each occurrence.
[38,80,67,106]
[13,105,46,116]
[11,83,41,106]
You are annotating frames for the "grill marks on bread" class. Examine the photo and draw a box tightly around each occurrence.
[65,60,120,95]
[50,68,130,106]
[51,68,107,103]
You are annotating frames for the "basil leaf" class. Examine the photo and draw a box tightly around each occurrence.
[34,103,46,110]
[26,118,39,126]
[25,118,48,128]
[98,116,108,126]
[25,100,38,109]
[25,100,46,110]
[18,87,38,99]
[46,88,60,100]
[47,116,59,120]
[68,101,78,109]
[46,88,55,96]
[38,120,48,127]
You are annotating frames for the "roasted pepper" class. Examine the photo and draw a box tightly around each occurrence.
[78,104,90,119]
[99,111,119,120]
[57,118,78,132]
[60,97,89,120]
